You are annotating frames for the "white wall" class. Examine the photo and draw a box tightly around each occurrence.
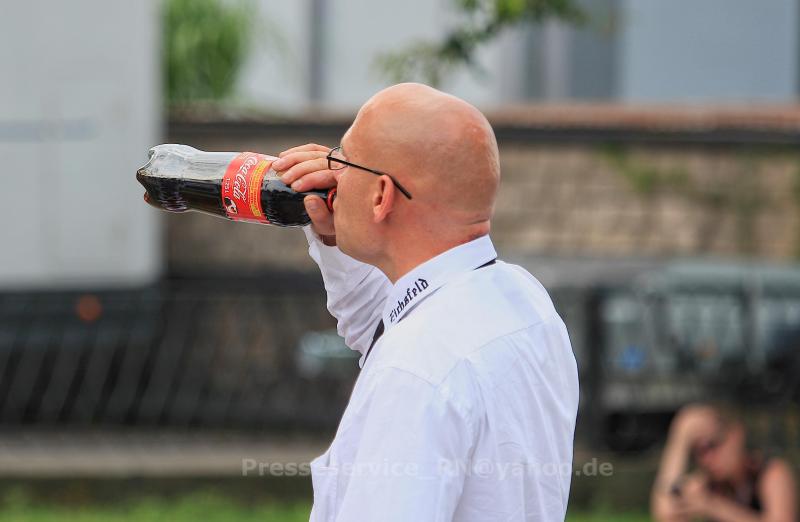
[620,0,798,102]
[0,1,162,289]
[239,0,800,108]
[238,0,313,113]
[237,0,531,112]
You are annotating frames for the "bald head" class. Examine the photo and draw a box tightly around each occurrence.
[348,83,500,230]
[332,83,501,280]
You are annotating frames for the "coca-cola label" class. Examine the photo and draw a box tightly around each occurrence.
[221,152,277,223]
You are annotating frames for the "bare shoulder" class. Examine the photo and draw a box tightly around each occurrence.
[758,456,797,502]
[757,458,798,521]
[762,457,796,483]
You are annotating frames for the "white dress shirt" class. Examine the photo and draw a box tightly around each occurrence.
[304,228,579,522]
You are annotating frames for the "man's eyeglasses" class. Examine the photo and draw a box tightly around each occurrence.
[326,146,413,200]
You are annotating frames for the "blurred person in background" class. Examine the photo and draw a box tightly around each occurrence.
[271,83,579,521]
[651,403,797,522]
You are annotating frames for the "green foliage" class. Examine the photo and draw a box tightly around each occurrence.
[602,146,777,255]
[791,164,800,258]
[375,0,584,86]
[164,0,254,103]
[792,163,800,207]
[603,146,689,196]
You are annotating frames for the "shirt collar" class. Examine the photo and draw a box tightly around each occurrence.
[381,235,497,330]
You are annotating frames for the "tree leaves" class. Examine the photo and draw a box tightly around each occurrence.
[375,0,584,87]
[164,0,253,103]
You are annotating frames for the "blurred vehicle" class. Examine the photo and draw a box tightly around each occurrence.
[295,329,359,379]
[521,256,800,452]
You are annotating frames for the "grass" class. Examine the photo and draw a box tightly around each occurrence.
[0,489,650,522]
[0,490,309,522]
[567,512,649,522]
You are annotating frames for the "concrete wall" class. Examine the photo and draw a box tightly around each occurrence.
[165,122,800,274]
[0,1,162,289]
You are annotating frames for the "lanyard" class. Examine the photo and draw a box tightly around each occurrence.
[361,258,496,367]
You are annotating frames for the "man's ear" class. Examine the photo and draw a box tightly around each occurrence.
[372,176,395,223]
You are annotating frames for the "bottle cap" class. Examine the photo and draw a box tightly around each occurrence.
[326,187,337,213]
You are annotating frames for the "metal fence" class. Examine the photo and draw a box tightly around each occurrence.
[0,273,357,431]
[2,260,800,455]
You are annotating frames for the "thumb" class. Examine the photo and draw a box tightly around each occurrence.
[304,196,336,238]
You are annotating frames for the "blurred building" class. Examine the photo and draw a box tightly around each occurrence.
[2,0,800,461]
[241,0,799,111]
[2,0,796,293]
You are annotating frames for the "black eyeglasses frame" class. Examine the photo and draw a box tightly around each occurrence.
[326,146,413,200]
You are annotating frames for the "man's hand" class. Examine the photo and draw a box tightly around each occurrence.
[272,143,337,244]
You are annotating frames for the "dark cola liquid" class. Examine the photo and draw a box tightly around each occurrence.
[136,145,330,227]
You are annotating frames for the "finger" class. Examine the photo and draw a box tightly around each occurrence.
[272,151,328,174]
[304,196,335,237]
[290,169,338,192]
[278,143,330,158]
[281,157,330,184]
[278,143,329,158]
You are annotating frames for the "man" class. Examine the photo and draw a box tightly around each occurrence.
[271,83,579,521]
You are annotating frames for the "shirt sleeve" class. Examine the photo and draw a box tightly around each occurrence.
[334,368,474,522]
[304,226,391,355]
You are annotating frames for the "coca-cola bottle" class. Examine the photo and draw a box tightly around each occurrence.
[136,144,335,227]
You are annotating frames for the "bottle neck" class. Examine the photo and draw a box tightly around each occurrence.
[301,187,336,213]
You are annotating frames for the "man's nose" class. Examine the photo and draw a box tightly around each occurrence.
[333,171,344,183]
